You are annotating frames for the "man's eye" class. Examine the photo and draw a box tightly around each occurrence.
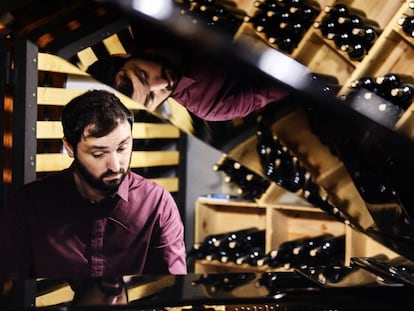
[118,145,128,152]
[92,152,104,158]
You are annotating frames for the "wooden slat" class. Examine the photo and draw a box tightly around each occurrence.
[166,98,195,135]
[36,154,72,172]
[36,121,63,139]
[35,284,74,307]
[132,123,180,139]
[76,47,98,72]
[150,177,179,192]
[37,86,146,110]
[127,275,176,302]
[103,34,127,55]
[36,151,180,172]
[130,151,179,168]
[37,87,85,105]
[38,53,89,75]
[37,121,179,139]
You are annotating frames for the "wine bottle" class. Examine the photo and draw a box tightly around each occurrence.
[278,20,307,39]
[286,233,335,268]
[248,9,273,32]
[253,0,283,17]
[333,31,352,49]
[351,24,381,49]
[323,3,366,19]
[235,246,266,265]
[397,15,414,38]
[336,14,379,33]
[374,73,413,100]
[317,264,355,284]
[229,229,266,251]
[219,247,249,263]
[219,227,260,251]
[274,156,306,192]
[187,232,228,260]
[308,234,346,266]
[289,3,320,24]
[349,76,378,92]
[313,16,339,39]
[262,236,313,268]
[274,33,298,53]
[390,83,414,110]
[301,172,327,206]
[340,42,366,61]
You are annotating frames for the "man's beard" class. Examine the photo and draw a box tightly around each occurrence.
[73,158,127,193]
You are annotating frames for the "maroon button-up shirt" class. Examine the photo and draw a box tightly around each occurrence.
[0,166,187,279]
[172,60,292,121]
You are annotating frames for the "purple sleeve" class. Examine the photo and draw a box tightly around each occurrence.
[0,192,33,279]
[171,61,292,121]
[143,190,187,275]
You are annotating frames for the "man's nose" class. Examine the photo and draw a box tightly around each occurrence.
[150,77,169,91]
[107,153,121,172]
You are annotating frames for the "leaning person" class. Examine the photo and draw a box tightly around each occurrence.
[0,89,187,279]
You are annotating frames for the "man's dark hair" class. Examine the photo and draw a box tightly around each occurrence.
[62,89,134,147]
[86,48,185,99]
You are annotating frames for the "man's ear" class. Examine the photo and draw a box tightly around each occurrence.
[62,137,75,158]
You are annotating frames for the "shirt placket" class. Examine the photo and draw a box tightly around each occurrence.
[91,217,106,277]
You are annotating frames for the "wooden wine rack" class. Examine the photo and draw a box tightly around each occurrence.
[194,0,413,273]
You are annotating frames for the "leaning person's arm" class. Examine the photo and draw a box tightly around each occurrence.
[171,61,293,121]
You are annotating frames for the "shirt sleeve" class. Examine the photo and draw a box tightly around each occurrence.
[171,60,292,121]
[143,189,187,275]
[0,190,33,279]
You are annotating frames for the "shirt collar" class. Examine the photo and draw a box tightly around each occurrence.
[172,75,195,95]
[116,171,130,202]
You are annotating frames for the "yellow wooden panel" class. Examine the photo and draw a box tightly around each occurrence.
[37,122,179,139]
[103,34,127,55]
[150,177,179,192]
[38,53,88,75]
[130,151,179,167]
[37,86,146,111]
[37,87,85,105]
[35,284,74,307]
[132,123,180,139]
[76,47,98,72]
[37,151,179,172]
[36,153,72,172]
[37,121,63,139]
[166,98,195,135]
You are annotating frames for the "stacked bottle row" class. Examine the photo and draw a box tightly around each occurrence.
[190,253,414,294]
[256,114,346,223]
[188,227,346,270]
[313,3,382,62]
[188,227,267,265]
[397,1,414,39]
[175,0,247,36]
[212,157,270,200]
[341,72,414,127]
[246,0,321,53]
